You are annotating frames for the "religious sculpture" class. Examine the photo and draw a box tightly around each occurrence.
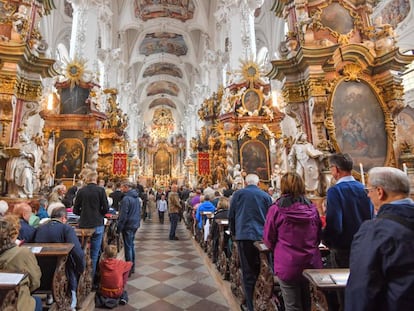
[288,132,324,195]
[232,164,244,189]
[5,151,35,198]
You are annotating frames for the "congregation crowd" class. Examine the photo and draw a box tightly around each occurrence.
[1,153,414,311]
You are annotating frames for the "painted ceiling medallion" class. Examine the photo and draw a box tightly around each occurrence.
[62,57,90,88]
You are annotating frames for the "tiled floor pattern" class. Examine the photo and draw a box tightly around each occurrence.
[96,218,238,311]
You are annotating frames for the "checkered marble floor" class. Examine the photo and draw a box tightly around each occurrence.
[96,218,238,311]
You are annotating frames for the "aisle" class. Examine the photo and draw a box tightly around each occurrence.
[96,217,238,311]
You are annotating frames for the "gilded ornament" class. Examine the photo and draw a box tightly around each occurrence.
[62,57,90,89]
[342,63,362,81]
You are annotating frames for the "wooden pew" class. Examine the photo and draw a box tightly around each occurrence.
[303,268,349,311]
[24,243,73,310]
[0,271,27,310]
[215,219,230,279]
[102,214,123,252]
[74,228,95,308]
[253,242,284,311]
[199,211,214,251]
[228,235,245,305]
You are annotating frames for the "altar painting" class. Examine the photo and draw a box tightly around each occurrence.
[154,149,171,176]
[240,140,270,181]
[331,80,387,170]
[54,138,85,179]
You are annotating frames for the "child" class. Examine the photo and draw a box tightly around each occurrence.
[157,194,168,224]
[96,244,132,308]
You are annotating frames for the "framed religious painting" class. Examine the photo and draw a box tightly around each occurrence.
[54,138,85,180]
[242,89,262,113]
[326,79,395,172]
[240,139,270,181]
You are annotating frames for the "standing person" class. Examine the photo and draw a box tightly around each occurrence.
[109,181,124,212]
[345,167,414,311]
[324,153,373,267]
[0,215,42,311]
[323,153,373,310]
[228,173,273,311]
[168,184,181,240]
[34,207,85,310]
[147,192,156,221]
[73,171,109,282]
[263,172,322,311]
[157,193,168,224]
[116,181,141,275]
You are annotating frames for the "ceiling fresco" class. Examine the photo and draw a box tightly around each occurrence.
[149,98,177,109]
[143,62,183,78]
[139,32,188,56]
[379,0,411,29]
[147,80,180,97]
[134,0,195,22]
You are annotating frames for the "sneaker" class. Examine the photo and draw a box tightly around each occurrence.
[46,294,53,305]
[119,298,127,305]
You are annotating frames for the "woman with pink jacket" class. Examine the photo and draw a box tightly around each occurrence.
[263,172,322,311]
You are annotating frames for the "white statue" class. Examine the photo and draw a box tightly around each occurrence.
[288,132,324,194]
[233,164,244,189]
[271,164,283,193]
[5,151,35,198]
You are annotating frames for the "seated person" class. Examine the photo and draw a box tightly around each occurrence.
[0,215,42,311]
[211,196,230,263]
[34,207,85,310]
[195,193,216,230]
[13,202,37,242]
[96,244,132,307]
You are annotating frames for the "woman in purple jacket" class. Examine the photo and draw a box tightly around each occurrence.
[263,172,322,311]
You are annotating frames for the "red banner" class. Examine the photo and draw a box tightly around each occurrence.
[198,152,210,176]
[113,153,127,176]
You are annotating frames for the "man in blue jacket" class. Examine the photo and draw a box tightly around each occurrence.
[345,167,414,311]
[117,180,141,275]
[229,173,272,311]
[35,206,85,310]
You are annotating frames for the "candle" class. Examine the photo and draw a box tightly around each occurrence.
[73,174,76,185]
[359,163,365,185]
[403,163,408,175]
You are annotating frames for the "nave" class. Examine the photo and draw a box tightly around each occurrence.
[96,218,239,311]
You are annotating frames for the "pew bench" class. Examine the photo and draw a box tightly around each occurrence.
[303,268,349,311]
[0,271,27,310]
[24,243,73,310]
[74,228,95,308]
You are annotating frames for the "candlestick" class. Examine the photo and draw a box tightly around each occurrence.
[403,163,408,175]
[359,163,365,185]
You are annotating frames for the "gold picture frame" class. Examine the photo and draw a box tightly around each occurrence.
[242,88,263,113]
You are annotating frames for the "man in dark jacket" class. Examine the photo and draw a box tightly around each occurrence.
[74,171,109,280]
[35,206,85,309]
[345,167,414,311]
[117,180,141,274]
[228,173,272,311]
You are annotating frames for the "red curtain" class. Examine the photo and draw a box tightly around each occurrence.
[198,152,210,176]
[113,153,127,176]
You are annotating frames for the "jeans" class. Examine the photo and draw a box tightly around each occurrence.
[169,213,179,239]
[90,225,105,279]
[122,228,138,271]
[237,240,261,311]
[159,211,165,224]
[34,296,42,311]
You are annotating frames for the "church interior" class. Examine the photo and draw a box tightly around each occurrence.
[1,0,414,310]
